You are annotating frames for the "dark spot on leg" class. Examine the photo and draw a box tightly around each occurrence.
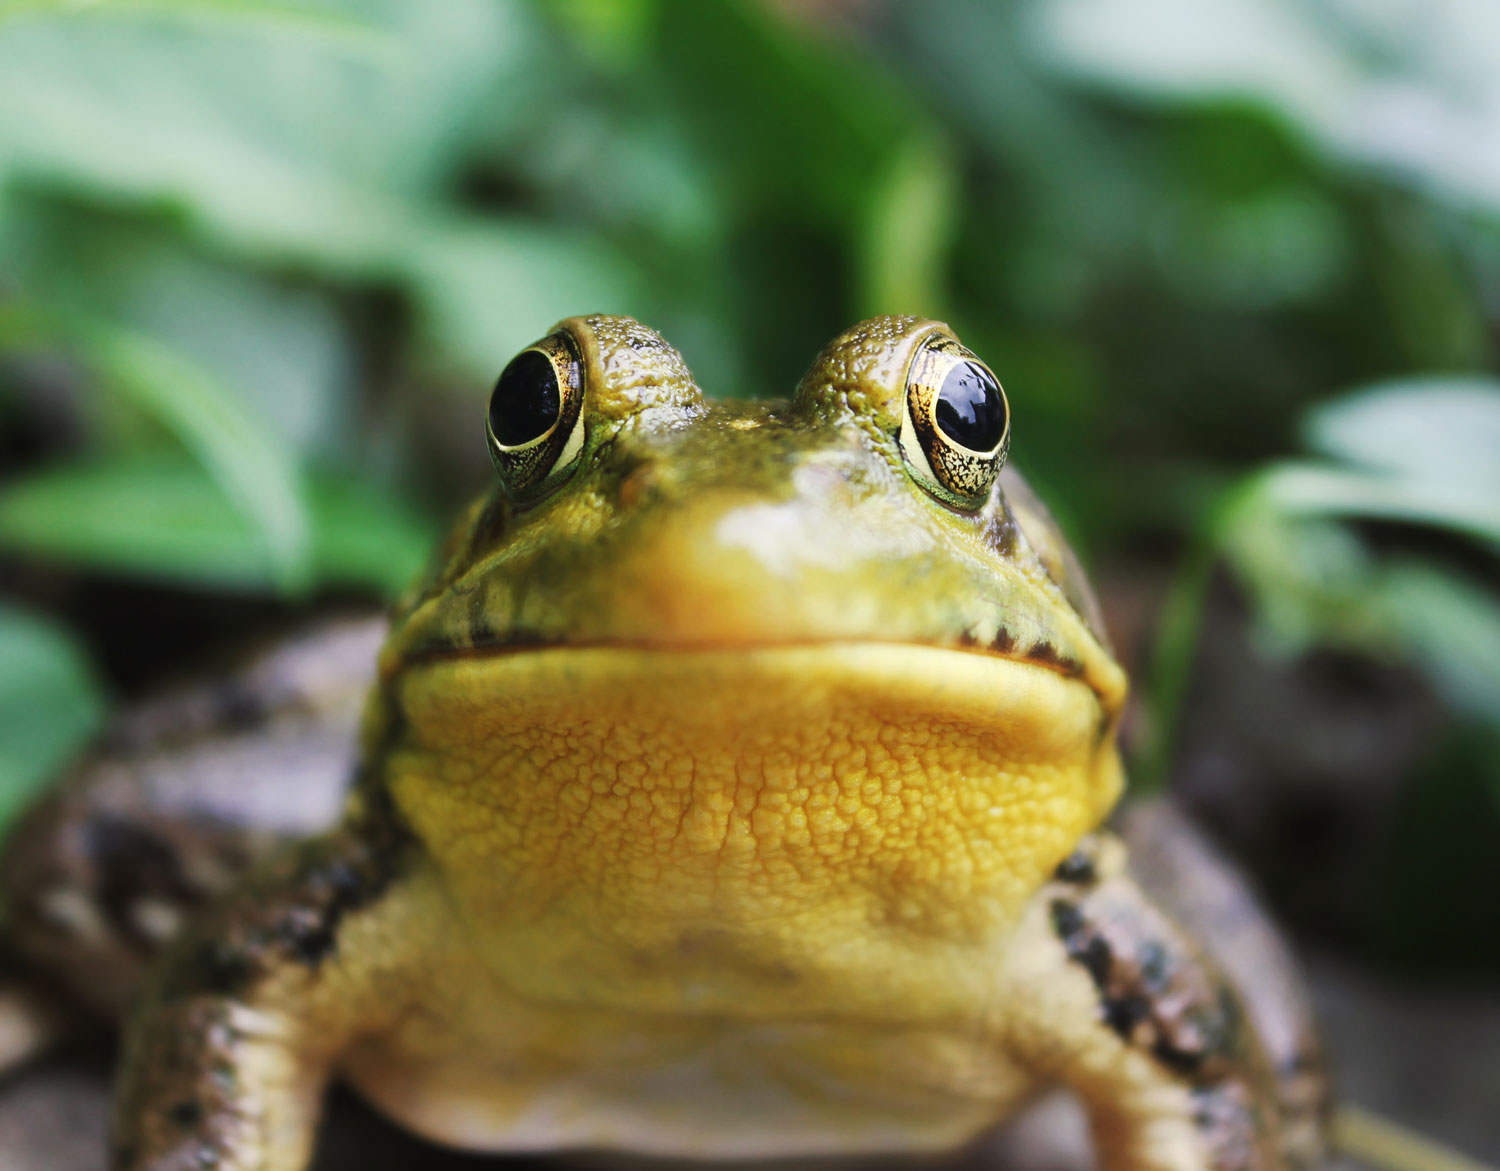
[1077,935,1113,989]
[85,815,197,949]
[186,940,253,997]
[273,831,403,972]
[1054,850,1097,885]
[1052,883,1254,1086]
[1138,940,1170,993]
[1103,994,1152,1040]
[287,923,337,967]
[1050,898,1084,942]
[208,1061,238,1100]
[1050,869,1286,1167]
[1052,899,1114,991]
[1154,1036,1207,1075]
[1190,1084,1270,1171]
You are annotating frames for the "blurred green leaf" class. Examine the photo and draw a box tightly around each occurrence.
[0,456,291,586]
[0,605,104,828]
[72,320,313,591]
[656,0,923,229]
[1149,187,1350,310]
[1305,378,1500,492]
[1252,462,1500,547]
[0,1,528,269]
[0,0,393,58]
[0,455,433,597]
[1145,378,1500,787]
[408,219,641,379]
[1223,382,1500,550]
[548,0,654,66]
[1380,562,1500,723]
[1035,0,1500,212]
[1215,463,1500,725]
[0,208,357,459]
[305,473,439,599]
[857,134,958,319]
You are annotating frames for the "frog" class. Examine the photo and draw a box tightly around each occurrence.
[0,315,1328,1171]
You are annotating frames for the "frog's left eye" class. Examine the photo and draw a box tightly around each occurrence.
[898,333,1010,510]
[486,331,586,501]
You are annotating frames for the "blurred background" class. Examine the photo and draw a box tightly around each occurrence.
[0,0,1497,1166]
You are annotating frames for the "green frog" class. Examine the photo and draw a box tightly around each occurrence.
[0,315,1327,1170]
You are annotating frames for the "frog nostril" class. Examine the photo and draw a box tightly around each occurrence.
[617,463,661,510]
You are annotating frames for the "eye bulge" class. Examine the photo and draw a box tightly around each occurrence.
[486,331,586,500]
[899,332,1011,510]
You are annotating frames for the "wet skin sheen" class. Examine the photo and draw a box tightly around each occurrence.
[0,316,1328,1171]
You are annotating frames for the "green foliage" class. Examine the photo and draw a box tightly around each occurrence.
[1228,384,1500,680]
[0,454,430,596]
[1037,0,1500,211]
[1142,382,1500,790]
[0,606,103,827]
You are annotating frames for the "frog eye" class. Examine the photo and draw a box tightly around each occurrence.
[486,331,586,501]
[898,333,1010,510]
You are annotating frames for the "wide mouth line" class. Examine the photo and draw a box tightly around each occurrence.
[398,633,1097,687]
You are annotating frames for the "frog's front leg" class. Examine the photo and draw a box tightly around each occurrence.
[111,814,425,1171]
[995,835,1284,1171]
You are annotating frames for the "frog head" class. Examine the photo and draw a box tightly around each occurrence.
[372,316,1127,981]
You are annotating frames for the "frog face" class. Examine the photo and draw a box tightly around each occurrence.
[375,315,1127,965]
[390,315,1121,702]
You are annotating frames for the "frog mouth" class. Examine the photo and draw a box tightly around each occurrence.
[396,631,1127,725]
[391,640,1125,757]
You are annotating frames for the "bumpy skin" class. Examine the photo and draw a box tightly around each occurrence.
[0,316,1328,1170]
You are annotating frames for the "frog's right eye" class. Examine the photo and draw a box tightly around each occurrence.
[486,331,586,501]
[898,332,1010,511]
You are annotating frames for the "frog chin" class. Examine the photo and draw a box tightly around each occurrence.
[381,642,1124,995]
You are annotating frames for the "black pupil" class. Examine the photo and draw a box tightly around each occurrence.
[934,361,1005,451]
[489,350,561,446]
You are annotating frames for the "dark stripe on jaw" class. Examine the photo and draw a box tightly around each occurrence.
[84,816,199,952]
[394,634,1106,695]
[463,584,493,651]
[1026,639,1083,678]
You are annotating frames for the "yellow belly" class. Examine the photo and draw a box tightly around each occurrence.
[344,1004,1034,1159]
